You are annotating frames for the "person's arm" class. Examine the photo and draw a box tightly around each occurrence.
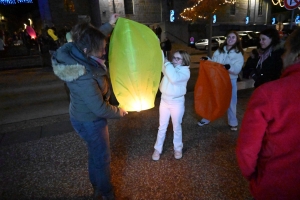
[98,14,119,37]
[75,75,124,119]
[236,87,271,180]
[226,52,244,75]
[163,62,190,84]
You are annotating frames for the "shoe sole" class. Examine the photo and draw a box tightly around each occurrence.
[152,156,160,161]
[229,126,238,131]
[197,122,209,127]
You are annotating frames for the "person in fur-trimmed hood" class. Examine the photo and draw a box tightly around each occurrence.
[252,28,284,88]
[52,14,127,200]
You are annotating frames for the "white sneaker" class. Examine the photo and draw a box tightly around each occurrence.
[197,120,210,127]
[152,150,160,161]
[174,151,182,159]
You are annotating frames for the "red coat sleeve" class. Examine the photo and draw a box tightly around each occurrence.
[236,88,272,180]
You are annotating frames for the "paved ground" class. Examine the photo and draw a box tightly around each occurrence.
[0,89,255,199]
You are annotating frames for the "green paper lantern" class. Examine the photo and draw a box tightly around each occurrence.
[109,18,162,112]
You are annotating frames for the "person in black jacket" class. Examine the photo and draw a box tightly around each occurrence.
[52,14,127,200]
[161,37,172,60]
[252,28,284,88]
[155,25,162,41]
[242,49,259,79]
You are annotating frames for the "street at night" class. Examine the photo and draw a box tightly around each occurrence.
[1,0,300,199]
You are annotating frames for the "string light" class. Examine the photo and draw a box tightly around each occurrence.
[271,0,284,7]
[17,0,33,3]
[0,0,32,4]
[0,0,16,5]
[180,0,235,21]
[271,0,300,9]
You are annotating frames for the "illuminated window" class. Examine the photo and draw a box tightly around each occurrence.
[124,0,133,14]
[230,3,236,15]
[258,0,263,16]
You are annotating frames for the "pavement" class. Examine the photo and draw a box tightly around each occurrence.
[0,43,256,199]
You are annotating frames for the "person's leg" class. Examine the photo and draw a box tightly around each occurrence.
[227,79,238,127]
[169,100,185,153]
[154,99,171,154]
[70,118,114,199]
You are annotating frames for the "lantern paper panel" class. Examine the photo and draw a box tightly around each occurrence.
[26,26,36,39]
[109,18,162,112]
[194,60,232,121]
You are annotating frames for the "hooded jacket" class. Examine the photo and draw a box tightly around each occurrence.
[236,62,300,199]
[52,24,121,121]
[210,46,244,79]
[159,61,190,101]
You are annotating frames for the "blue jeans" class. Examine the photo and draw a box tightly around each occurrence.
[70,118,114,199]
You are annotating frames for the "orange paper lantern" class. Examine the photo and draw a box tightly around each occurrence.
[194,60,232,121]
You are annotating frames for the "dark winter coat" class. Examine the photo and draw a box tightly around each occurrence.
[237,62,300,199]
[51,23,122,121]
[253,44,284,88]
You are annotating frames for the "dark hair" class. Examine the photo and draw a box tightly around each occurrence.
[285,27,300,55]
[259,28,280,48]
[71,22,106,57]
[175,50,190,66]
[218,31,244,55]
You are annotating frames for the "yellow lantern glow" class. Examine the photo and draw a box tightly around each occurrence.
[109,18,162,112]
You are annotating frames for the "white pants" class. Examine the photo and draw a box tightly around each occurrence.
[154,98,185,153]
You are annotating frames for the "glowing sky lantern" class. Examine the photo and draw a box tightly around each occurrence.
[26,26,36,39]
[109,18,162,112]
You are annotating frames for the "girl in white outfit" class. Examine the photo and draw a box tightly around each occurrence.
[152,50,190,161]
[197,31,244,131]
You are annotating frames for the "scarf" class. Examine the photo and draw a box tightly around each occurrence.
[256,47,272,69]
[90,55,107,72]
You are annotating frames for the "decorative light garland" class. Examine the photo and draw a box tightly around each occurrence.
[0,0,16,4]
[0,0,32,4]
[271,0,284,7]
[180,0,236,21]
[17,0,33,3]
[271,0,300,10]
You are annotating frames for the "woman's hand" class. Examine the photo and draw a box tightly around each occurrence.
[109,13,120,25]
[119,107,128,117]
[224,64,231,70]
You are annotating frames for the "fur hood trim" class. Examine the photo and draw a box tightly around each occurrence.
[52,60,86,82]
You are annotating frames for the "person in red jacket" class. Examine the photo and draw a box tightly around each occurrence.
[236,27,300,200]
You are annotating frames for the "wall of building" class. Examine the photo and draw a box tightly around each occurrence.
[162,0,273,45]
[46,0,90,29]
[42,0,274,45]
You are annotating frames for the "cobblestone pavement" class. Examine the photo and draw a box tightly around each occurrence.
[0,89,254,200]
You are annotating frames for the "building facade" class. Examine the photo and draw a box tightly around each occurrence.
[38,0,273,45]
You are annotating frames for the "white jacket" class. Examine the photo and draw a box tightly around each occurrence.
[210,46,244,79]
[159,61,190,101]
